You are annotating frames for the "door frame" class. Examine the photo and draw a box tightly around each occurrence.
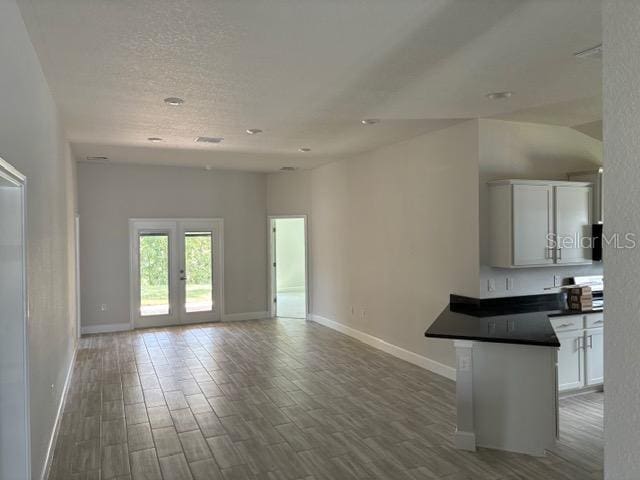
[0,156,30,480]
[75,214,81,339]
[267,215,309,319]
[128,218,224,329]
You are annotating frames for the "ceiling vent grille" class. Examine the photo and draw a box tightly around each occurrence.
[195,136,223,144]
[280,166,297,171]
[85,156,109,163]
[574,44,602,60]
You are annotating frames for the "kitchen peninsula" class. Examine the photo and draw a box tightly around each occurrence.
[426,293,579,456]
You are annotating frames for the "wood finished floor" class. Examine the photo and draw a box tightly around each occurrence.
[49,318,603,480]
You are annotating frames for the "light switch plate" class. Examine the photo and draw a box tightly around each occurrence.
[488,279,496,292]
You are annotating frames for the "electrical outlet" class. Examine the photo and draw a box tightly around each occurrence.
[506,277,514,291]
[488,279,496,292]
[361,309,366,319]
[100,304,107,312]
[554,275,562,287]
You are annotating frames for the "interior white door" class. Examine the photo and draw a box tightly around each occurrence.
[585,328,604,385]
[556,331,585,392]
[178,220,222,323]
[554,185,592,264]
[0,160,30,480]
[512,184,554,266]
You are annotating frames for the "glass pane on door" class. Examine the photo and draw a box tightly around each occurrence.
[184,232,213,313]
[139,233,170,316]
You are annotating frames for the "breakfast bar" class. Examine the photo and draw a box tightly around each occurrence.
[426,294,565,456]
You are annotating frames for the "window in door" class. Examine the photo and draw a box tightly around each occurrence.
[139,233,170,316]
[184,231,213,313]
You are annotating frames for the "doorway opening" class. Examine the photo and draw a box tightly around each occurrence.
[129,218,223,329]
[269,216,308,319]
[0,158,30,479]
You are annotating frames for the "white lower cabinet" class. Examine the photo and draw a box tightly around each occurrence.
[553,314,604,393]
[585,328,604,385]
[556,331,585,391]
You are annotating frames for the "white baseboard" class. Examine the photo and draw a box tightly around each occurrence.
[222,311,270,322]
[40,345,77,480]
[308,314,456,381]
[454,430,477,451]
[81,322,131,335]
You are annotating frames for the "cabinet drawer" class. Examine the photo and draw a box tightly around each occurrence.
[550,316,583,332]
[585,313,604,329]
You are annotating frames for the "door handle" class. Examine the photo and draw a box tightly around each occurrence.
[180,276,187,281]
[588,335,593,349]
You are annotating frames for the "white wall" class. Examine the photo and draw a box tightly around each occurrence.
[0,1,77,476]
[603,1,640,477]
[266,170,311,215]
[479,119,604,297]
[77,162,268,328]
[268,121,480,370]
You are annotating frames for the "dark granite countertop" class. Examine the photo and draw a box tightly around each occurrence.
[548,307,603,317]
[425,293,604,348]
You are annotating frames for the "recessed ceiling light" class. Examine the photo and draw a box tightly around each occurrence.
[574,44,602,60]
[164,97,184,106]
[281,166,297,171]
[486,91,514,100]
[86,156,109,162]
[246,128,263,135]
[195,136,224,144]
[361,119,380,125]
[299,147,311,152]
[148,137,163,142]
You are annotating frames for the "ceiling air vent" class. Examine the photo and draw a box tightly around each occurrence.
[85,156,109,163]
[195,136,223,144]
[280,166,297,171]
[574,44,602,60]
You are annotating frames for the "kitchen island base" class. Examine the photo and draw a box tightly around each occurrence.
[454,340,558,456]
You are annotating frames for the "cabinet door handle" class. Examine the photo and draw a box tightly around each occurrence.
[576,337,584,351]
[588,335,593,349]
[557,247,562,260]
[557,323,573,329]
[593,320,603,325]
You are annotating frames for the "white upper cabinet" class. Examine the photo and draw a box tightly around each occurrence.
[512,184,554,266]
[488,180,592,268]
[554,186,592,264]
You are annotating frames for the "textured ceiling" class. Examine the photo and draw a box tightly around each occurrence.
[18,0,602,171]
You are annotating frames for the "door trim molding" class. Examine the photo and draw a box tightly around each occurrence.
[267,215,309,319]
[0,157,31,480]
[128,218,224,330]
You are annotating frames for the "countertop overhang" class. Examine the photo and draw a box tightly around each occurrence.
[425,293,603,348]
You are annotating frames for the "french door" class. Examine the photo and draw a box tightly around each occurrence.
[130,218,223,328]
